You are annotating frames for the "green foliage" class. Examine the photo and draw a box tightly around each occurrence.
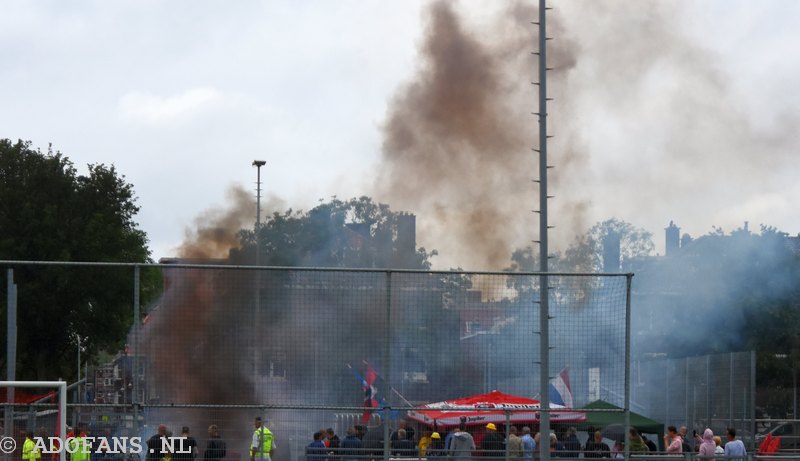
[564,218,655,272]
[506,218,655,274]
[235,196,435,269]
[507,246,536,272]
[440,268,474,308]
[0,139,155,381]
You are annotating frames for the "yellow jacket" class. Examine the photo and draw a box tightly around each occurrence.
[22,437,38,461]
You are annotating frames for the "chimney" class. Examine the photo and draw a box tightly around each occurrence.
[665,221,680,256]
[602,231,621,272]
[396,213,416,256]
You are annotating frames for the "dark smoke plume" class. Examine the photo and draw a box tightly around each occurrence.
[176,185,252,259]
[375,1,581,270]
[177,185,285,259]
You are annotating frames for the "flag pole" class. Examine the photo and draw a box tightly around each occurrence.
[363,360,414,408]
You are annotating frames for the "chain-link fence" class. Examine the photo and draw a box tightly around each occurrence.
[3,261,635,460]
[632,352,756,449]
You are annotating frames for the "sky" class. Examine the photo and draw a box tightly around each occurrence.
[2,1,800,270]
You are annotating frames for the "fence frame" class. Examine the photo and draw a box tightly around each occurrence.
[0,381,67,461]
[3,260,634,461]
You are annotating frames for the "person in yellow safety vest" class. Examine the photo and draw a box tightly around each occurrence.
[22,431,39,461]
[33,429,45,461]
[250,417,275,461]
[68,426,91,461]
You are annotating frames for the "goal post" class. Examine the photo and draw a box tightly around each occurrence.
[0,381,67,461]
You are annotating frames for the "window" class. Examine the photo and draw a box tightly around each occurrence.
[466,321,482,334]
[267,351,287,380]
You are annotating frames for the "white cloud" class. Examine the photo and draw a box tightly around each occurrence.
[117,87,228,125]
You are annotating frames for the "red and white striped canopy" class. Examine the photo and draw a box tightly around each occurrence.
[407,390,585,428]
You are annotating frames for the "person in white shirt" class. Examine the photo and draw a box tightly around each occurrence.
[723,428,746,460]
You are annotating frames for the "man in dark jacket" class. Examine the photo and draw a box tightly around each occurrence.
[390,429,415,457]
[561,427,581,458]
[340,427,363,461]
[480,424,504,460]
[174,427,198,461]
[326,429,340,461]
[307,432,327,461]
[582,431,610,459]
[203,425,226,461]
[427,433,445,461]
[147,425,168,461]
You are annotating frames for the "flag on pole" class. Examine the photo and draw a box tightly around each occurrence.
[362,364,379,423]
[346,363,382,423]
[549,367,574,408]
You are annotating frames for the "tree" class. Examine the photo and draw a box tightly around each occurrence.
[562,218,655,272]
[505,218,654,277]
[0,139,155,381]
[235,196,436,269]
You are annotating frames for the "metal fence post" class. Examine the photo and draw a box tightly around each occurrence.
[750,350,757,450]
[383,271,392,461]
[624,274,633,461]
[685,357,690,430]
[5,268,16,461]
[505,411,511,461]
[706,354,711,430]
[729,353,734,428]
[133,264,140,435]
[666,361,671,428]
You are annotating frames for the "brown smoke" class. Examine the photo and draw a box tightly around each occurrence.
[176,185,251,259]
[177,185,285,259]
[375,1,581,270]
[172,1,799,271]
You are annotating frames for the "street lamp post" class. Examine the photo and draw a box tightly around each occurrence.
[252,160,266,262]
[252,160,265,402]
[77,335,81,393]
[74,334,84,427]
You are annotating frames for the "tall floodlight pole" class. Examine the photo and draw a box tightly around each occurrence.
[252,160,265,402]
[253,160,266,258]
[535,1,551,460]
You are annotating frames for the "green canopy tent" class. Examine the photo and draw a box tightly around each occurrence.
[579,400,664,448]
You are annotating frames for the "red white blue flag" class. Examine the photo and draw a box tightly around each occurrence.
[347,362,383,423]
[548,367,574,408]
[362,364,379,422]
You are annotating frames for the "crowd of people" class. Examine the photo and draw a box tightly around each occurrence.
[12,416,749,461]
[303,419,750,460]
[140,423,227,461]
[662,425,746,460]
[303,420,583,460]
